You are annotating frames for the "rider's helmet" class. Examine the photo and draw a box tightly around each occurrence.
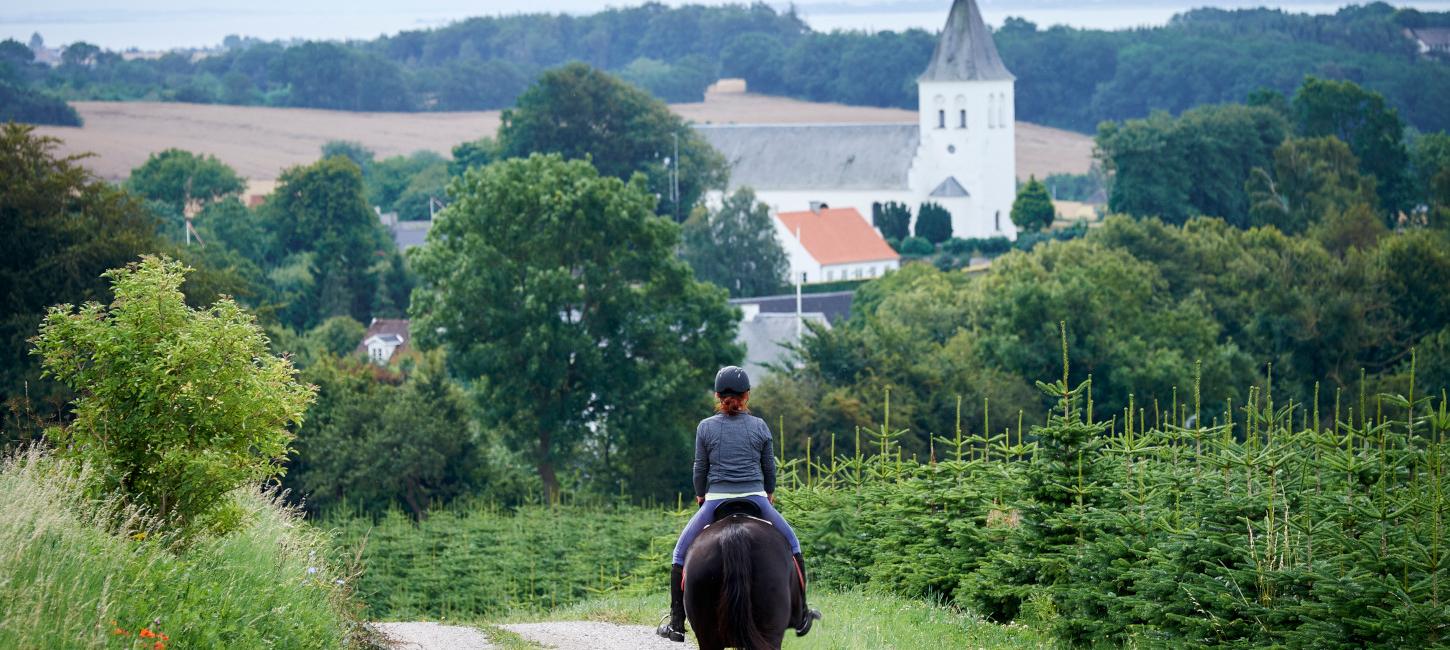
[714,366,750,395]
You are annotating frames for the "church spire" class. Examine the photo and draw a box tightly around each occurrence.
[919,0,1014,82]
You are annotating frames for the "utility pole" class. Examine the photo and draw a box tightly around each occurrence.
[671,132,680,222]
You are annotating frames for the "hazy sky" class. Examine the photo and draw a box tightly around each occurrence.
[6,0,1450,50]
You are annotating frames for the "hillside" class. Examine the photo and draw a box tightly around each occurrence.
[33,86,1093,184]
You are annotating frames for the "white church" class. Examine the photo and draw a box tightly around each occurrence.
[695,0,1018,247]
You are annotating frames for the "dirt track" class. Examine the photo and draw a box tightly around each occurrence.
[34,90,1093,183]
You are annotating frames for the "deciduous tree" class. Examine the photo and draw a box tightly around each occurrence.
[680,188,788,297]
[497,62,727,221]
[410,154,740,498]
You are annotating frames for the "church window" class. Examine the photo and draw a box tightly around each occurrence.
[959,109,966,128]
[947,145,956,154]
[995,210,1001,231]
[937,110,945,129]
[987,96,995,128]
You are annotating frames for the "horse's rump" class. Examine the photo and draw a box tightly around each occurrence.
[683,515,794,650]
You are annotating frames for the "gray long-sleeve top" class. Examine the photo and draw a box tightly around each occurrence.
[692,412,777,497]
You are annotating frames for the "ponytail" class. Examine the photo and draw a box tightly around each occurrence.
[716,391,749,416]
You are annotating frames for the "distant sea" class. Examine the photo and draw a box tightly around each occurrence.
[5,0,1450,51]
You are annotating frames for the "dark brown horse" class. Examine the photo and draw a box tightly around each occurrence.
[683,504,801,650]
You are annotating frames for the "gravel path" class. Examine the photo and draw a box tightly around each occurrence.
[502,622,698,649]
[371,620,698,650]
[370,622,495,649]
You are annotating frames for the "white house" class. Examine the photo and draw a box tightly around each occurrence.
[355,318,411,365]
[695,0,1018,241]
[775,206,900,284]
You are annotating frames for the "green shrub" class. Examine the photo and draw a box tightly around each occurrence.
[915,201,952,243]
[899,236,934,256]
[0,449,363,648]
[32,256,314,534]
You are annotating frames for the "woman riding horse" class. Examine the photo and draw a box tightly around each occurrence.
[656,366,822,643]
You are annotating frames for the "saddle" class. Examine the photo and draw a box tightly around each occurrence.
[711,498,768,523]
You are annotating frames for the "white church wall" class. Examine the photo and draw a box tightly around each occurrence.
[909,78,1018,241]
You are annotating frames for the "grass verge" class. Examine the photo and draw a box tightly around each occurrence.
[0,448,367,648]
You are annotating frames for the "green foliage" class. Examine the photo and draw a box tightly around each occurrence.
[1098,103,1289,226]
[898,235,934,256]
[320,140,375,172]
[1040,172,1103,202]
[410,154,740,499]
[914,201,952,244]
[124,148,244,213]
[0,124,165,432]
[616,55,715,103]
[271,41,414,111]
[0,450,363,648]
[1010,176,1054,233]
[497,63,727,220]
[1245,135,1380,236]
[32,257,314,532]
[261,156,392,329]
[871,201,911,242]
[365,151,448,221]
[770,217,1450,446]
[449,137,498,177]
[285,353,504,518]
[1293,76,1413,215]
[0,39,79,126]
[679,188,789,297]
[326,500,685,618]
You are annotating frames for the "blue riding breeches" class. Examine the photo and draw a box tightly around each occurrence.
[671,495,801,565]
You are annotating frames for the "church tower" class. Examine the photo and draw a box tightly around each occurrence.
[907,0,1018,240]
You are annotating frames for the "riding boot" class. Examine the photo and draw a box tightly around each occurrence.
[791,552,823,637]
[656,563,687,642]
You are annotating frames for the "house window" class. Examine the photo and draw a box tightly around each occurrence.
[870,266,877,277]
[937,110,945,129]
[959,109,966,128]
[827,269,835,281]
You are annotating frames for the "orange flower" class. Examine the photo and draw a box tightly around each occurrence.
[160,633,170,641]
[111,627,129,636]
[153,642,166,650]
[139,628,156,638]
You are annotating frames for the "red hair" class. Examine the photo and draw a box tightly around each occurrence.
[716,391,749,416]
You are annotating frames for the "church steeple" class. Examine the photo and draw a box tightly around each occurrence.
[919,0,1014,82]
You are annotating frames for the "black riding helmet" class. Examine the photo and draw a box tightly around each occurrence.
[714,366,750,395]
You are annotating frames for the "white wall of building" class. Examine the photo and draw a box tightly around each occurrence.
[908,78,1018,241]
[771,216,823,283]
[822,258,900,282]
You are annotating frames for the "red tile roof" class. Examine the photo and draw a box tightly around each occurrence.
[776,207,900,266]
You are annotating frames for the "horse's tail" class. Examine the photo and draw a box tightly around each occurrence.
[715,522,771,650]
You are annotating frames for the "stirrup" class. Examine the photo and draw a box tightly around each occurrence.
[656,613,685,642]
[795,608,822,637]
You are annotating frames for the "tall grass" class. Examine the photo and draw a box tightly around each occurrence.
[0,448,366,649]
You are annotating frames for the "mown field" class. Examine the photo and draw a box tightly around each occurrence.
[32,89,1094,183]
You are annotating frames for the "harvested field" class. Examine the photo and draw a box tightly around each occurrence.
[34,87,1094,183]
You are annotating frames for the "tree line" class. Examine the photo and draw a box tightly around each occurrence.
[9,2,1450,137]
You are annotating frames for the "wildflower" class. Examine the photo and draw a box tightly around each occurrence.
[112,627,129,636]
[154,642,166,650]
[307,566,318,575]
[139,628,156,638]
[335,579,345,586]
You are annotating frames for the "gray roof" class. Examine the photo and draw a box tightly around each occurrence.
[730,290,855,323]
[390,220,432,251]
[736,312,830,379]
[694,124,917,191]
[920,0,1014,82]
[931,176,969,197]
